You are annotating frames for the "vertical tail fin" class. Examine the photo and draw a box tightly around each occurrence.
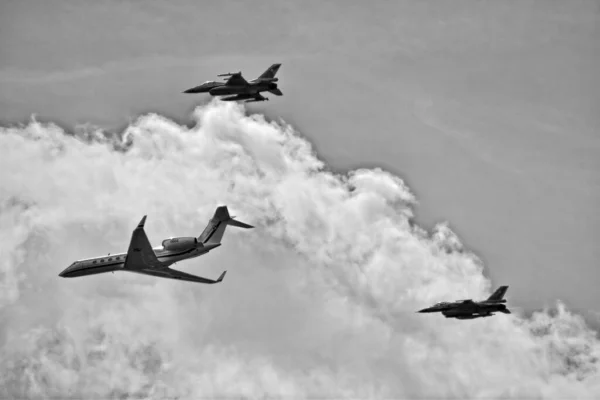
[258,63,281,80]
[487,286,509,302]
[198,206,253,245]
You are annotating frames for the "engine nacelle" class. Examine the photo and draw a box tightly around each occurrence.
[162,237,197,251]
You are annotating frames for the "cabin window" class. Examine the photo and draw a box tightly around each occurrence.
[101,259,105,263]
[108,258,112,261]
[93,261,97,264]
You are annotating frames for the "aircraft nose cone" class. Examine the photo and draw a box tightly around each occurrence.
[417,307,433,313]
[183,86,207,94]
[59,262,76,277]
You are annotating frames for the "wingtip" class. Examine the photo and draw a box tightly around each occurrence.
[217,270,227,282]
[138,215,147,228]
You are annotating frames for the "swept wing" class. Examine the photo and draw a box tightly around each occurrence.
[220,72,249,86]
[124,215,227,284]
[124,216,163,270]
[131,267,227,284]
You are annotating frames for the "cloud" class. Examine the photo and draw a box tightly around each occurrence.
[0,101,598,398]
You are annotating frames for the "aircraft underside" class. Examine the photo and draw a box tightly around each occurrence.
[442,306,509,319]
[210,86,260,96]
[449,313,493,319]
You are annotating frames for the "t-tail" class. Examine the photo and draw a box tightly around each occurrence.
[486,286,509,303]
[198,206,253,245]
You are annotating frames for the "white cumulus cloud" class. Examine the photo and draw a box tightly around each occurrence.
[0,101,598,399]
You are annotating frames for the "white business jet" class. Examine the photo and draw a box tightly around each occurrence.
[59,206,253,284]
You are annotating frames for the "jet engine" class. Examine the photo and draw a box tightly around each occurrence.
[161,237,198,251]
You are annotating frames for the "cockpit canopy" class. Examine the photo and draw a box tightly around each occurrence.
[433,301,450,307]
[201,81,222,88]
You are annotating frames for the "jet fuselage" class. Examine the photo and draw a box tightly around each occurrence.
[418,300,510,319]
[208,81,279,96]
[59,241,221,278]
[184,80,279,95]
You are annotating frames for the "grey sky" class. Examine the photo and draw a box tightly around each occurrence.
[1,0,599,317]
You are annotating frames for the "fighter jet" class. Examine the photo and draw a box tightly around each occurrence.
[183,63,283,102]
[59,206,253,284]
[417,286,511,319]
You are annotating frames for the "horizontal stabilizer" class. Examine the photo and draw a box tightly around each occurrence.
[214,206,253,228]
[198,206,254,245]
[227,218,253,229]
[268,88,283,96]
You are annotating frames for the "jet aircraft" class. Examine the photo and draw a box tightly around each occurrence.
[417,286,511,319]
[183,63,283,102]
[59,206,253,284]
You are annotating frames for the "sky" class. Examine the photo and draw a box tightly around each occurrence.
[1,0,600,398]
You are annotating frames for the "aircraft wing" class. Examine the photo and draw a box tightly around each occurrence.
[224,73,249,86]
[134,267,227,284]
[220,93,254,101]
[221,93,268,102]
[124,216,163,270]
